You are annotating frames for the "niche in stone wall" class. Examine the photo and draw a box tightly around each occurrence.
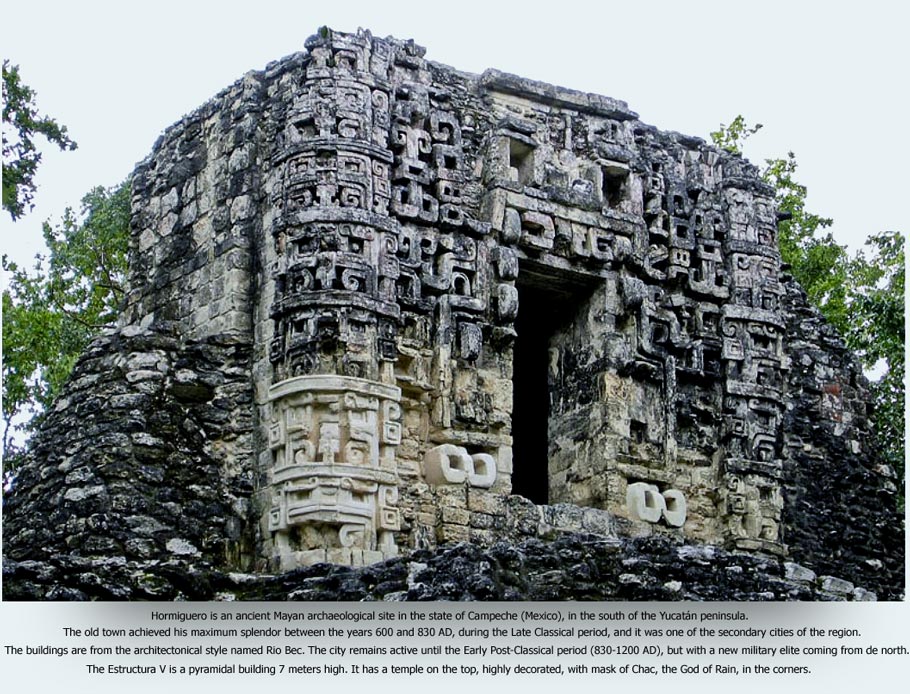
[511,260,600,504]
[509,138,535,186]
[601,160,630,209]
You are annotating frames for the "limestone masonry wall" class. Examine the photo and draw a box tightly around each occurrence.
[3,28,903,600]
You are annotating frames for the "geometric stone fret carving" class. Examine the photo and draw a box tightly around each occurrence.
[252,28,791,568]
[267,375,402,569]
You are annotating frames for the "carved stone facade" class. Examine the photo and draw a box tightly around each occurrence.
[3,28,902,600]
[119,28,895,571]
[232,27,793,566]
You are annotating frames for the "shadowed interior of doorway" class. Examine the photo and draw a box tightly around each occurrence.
[511,261,599,504]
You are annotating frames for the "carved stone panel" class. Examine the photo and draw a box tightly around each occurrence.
[267,375,402,569]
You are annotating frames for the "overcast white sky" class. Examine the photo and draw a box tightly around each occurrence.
[2,0,908,269]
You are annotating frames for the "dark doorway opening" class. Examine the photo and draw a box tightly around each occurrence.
[511,261,599,504]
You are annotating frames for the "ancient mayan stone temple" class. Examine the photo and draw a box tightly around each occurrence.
[3,28,903,600]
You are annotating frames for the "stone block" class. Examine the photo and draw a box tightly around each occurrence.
[166,538,201,557]
[784,562,816,584]
[441,506,470,526]
[364,550,386,565]
[298,549,327,566]
[467,490,506,514]
[439,524,470,544]
[326,548,353,566]
[818,575,854,596]
[434,486,467,509]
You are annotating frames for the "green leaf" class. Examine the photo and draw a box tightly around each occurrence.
[2,179,130,466]
[2,60,77,221]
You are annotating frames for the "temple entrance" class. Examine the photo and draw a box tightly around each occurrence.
[511,261,599,504]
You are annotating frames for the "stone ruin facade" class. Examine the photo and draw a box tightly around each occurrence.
[3,28,903,600]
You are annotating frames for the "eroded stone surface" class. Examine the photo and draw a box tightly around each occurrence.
[2,28,903,600]
[1,534,880,602]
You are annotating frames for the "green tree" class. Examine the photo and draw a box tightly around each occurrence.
[2,60,77,221]
[846,231,905,482]
[762,153,853,335]
[2,180,130,464]
[709,115,763,156]
[711,117,905,484]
